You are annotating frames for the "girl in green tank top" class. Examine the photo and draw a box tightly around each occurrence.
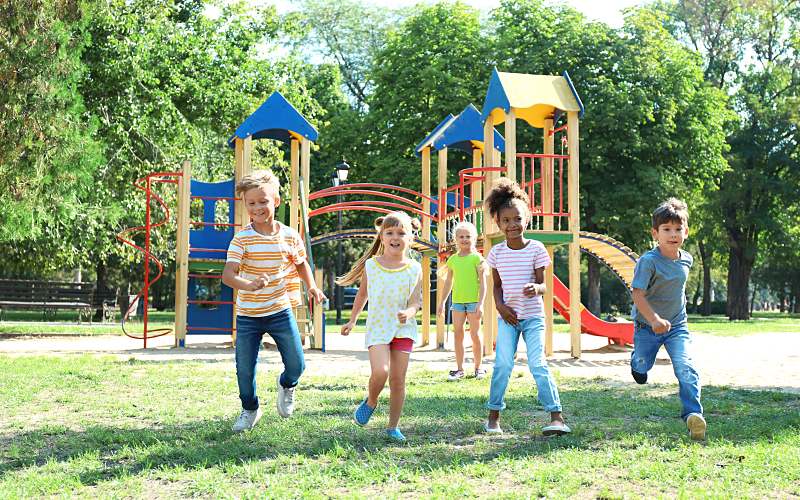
[438,221,487,380]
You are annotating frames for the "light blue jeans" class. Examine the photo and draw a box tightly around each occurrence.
[487,316,562,412]
[630,322,702,419]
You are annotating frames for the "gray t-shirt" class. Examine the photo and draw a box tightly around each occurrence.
[631,247,693,328]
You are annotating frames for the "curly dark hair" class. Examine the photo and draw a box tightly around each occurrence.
[483,177,530,221]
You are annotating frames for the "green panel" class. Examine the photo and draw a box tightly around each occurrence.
[489,231,575,246]
[188,260,226,273]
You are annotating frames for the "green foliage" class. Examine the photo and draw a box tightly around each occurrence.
[0,0,104,242]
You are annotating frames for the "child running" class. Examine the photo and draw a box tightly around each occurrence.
[630,198,705,440]
[483,178,570,436]
[339,211,423,443]
[437,220,487,380]
[222,170,326,433]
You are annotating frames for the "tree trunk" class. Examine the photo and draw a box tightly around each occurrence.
[94,259,109,321]
[691,282,700,313]
[698,240,713,316]
[726,243,755,320]
[586,256,601,316]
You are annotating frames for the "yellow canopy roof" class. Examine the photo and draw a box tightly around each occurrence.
[481,69,583,128]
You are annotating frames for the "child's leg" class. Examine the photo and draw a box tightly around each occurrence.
[452,310,467,371]
[367,344,391,407]
[663,326,702,418]
[630,323,663,377]
[234,316,265,410]
[387,348,411,429]
[487,319,521,419]
[265,308,306,387]
[521,317,564,424]
[466,309,483,370]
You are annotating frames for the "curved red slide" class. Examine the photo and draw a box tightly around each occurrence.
[551,275,633,345]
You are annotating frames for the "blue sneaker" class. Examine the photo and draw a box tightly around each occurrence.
[354,399,375,426]
[385,427,406,443]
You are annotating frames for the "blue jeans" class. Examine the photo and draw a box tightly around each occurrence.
[487,317,562,412]
[235,309,305,411]
[630,322,702,419]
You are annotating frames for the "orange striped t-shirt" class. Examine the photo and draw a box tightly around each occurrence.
[226,222,307,317]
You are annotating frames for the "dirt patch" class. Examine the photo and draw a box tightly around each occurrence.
[1,330,798,393]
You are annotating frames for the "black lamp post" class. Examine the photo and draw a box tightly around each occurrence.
[333,160,350,325]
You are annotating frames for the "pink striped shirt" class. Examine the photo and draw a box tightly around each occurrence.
[487,239,551,319]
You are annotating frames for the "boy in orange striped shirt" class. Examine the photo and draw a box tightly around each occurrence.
[222,170,326,433]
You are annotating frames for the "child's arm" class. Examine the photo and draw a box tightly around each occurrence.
[295,260,327,304]
[492,268,518,325]
[341,274,368,336]
[632,288,671,334]
[222,262,267,291]
[476,261,487,317]
[437,267,453,316]
[523,267,546,297]
[398,272,423,323]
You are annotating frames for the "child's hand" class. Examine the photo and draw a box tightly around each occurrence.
[497,304,518,325]
[652,317,671,334]
[522,283,540,297]
[397,307,415,323]
[437,303,446,317]
[341,321,354,336]
[308,287,326,304]
[248,275,269,291]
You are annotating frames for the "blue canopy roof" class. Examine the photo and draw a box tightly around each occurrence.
[227,91,318,148]
[433,104,505,153]
[414,114,456,157]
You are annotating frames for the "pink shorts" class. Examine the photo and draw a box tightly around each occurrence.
[389,337,414,353]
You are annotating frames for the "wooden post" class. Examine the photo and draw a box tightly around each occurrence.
[543,118,555,356]
[567,112,581,358]
[504,109,516,182]
[232,137,252,346]
[483,119,496,236]
[436,147,448,349]
[301,138,311,210]
[314,268,324,349]
[174,160,191,347]
[290,138,300,232]
[421,147,431,347]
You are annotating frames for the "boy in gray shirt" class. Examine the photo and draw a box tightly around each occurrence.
[630,198,705,440]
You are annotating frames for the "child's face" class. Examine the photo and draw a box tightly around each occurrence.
[652,220,688,252]
[244,184,280,225]
[381,223,412,258]
[455,228,474,251]
[497,203,527,241]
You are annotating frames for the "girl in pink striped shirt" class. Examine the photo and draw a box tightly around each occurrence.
[483,178,571,436]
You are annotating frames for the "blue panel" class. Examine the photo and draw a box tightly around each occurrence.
[563,70,585,118]
[429,192,472,216]
[227,91,318,148]
[189,178,236,260]
[433,104,505,153]
[187,276,233,334]
[481,68,511,123]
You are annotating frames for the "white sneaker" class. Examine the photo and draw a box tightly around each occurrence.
[686,413,707,441]
[231,408,262,433]
[276,374,296,418]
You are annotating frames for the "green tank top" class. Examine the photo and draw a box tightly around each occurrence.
[446,253,482,303]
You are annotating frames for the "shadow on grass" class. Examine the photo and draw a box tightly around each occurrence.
[1,381,798,487]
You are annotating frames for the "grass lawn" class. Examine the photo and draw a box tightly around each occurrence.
[1,356,798,498]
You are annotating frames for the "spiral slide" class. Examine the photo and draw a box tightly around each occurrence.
[551,232,640,345]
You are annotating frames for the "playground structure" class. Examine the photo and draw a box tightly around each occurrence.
[120,68,639,358]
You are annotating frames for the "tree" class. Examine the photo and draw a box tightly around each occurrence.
[0,0,104,242]
[493,0,730,314]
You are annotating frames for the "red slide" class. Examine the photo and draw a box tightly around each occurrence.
[551,275,633,345]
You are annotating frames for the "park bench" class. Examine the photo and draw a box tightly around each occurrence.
[0,279,96,322]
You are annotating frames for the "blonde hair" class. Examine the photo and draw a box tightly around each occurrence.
[336,211,421,286]
[452,220,478,250]
[235,169,281,197]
